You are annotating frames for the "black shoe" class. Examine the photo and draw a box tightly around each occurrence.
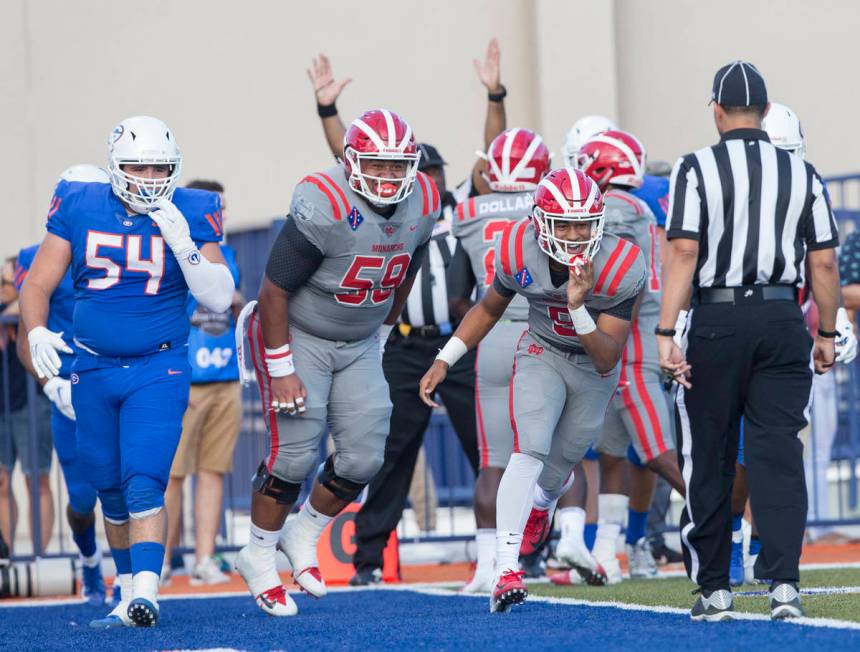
[690,588,735,622]
[770,582,804,620]
[349,567,382,587]
[519,549,547,579]
[651,542,684,565]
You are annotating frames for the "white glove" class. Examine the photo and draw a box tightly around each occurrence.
[673,309,689,349]
[835,307,857,364]
[44,376,75,421]
[28,326,72,380]
[150,198,195,258]
[377,323,394,360]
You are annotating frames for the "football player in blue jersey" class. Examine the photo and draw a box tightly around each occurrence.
[18,116,235,628]
[15,164,110,606]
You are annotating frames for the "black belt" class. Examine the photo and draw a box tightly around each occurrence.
[396,323,446,339]
[696,285,797,305]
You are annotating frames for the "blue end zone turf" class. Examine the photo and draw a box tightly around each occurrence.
[2,589,859,650]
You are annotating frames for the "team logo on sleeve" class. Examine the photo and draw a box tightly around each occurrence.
[347,206,364,231]
[515,267,533,288]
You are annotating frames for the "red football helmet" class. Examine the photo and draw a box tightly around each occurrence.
[343,108,420,205]
[532,168,605,264]
[484,128,550,192]
[576,129,646,191]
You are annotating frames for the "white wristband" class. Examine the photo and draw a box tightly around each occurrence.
[436,336,468,367]
[265,344,296,377]
[568,305,597,336]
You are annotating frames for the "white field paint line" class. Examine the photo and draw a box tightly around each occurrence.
[407,585,860,632]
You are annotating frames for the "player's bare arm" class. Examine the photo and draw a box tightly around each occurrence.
[566,260,631,374]
[657,237,697,388]
[419,285,512,407]
[471,38,506,196]
[308,53,350,159]
[808,247,840,374]
[258,276,307,416]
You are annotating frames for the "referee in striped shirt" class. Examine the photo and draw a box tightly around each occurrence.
[657,61,841,621]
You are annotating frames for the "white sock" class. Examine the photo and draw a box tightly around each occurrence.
[495,453,543,573]
[593,493,628,560]
[291,499,334,551]
[117,572,133,603]
[81,543,102,569]
[558,507,586,543]
[475,529,496,574]
[248,522,280,561]
[132,570,159,604]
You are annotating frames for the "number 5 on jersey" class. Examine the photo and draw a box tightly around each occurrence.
[86,231,164,295]
[335,253,412,305]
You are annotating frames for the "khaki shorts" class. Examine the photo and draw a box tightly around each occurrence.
[170,381,242,476]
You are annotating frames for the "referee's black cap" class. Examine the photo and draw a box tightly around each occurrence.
[710,60,768,107]
[417,143,446,170]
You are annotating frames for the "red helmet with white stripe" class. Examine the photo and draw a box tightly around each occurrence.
[343,108,420,206]
[485,128,550,193]
[576,129,646,191]
[532,168,605,265]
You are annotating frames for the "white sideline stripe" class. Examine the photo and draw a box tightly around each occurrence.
[407,585,860,632]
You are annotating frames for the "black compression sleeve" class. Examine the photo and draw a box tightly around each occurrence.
[407,241,428,278]
[492,274,516,298]
[603,295,637,321]
[264,216,325,292]
[447,240,477,300]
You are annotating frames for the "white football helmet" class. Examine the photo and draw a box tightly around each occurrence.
[107,116,182,214]
[59,164,110,184]
[762,102,805,159]
[562,115,618,167]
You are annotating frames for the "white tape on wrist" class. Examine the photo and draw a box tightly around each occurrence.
[265,343,295,377]
[436,336,468,367]
[568,305,597,336]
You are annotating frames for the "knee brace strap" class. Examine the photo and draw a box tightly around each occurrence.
[129,506,163,520]
[252,462,302,505]
[318,455,365,502]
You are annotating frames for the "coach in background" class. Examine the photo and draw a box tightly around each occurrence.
[657,61,840,621]
[163,180,243,586]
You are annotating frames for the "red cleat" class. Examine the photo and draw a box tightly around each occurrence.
[490,569,528,613]
[520,508,551,556]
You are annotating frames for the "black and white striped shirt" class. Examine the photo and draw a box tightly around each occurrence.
[401,232,458,329]
[667,128,839,288]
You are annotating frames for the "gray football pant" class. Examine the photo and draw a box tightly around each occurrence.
[510,331,619,495]
[249,316,391,486]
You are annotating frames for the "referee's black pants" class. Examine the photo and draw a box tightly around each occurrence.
[352,331,479,574]
[676,296,812,591]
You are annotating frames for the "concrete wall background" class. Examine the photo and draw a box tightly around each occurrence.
[2,0,858,254]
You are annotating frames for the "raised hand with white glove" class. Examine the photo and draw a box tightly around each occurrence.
[149,198,196,259]
[835,307,857,364]
[28,326,73,380]
[44,376,75,420]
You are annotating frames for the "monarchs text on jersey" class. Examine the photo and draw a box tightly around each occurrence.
[494,219,646,353]
[283,166,439,341]
[46,181,222,357]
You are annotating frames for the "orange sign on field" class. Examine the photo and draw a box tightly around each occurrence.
[315,502,400,585]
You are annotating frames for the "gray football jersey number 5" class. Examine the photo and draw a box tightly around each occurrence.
[288,165,439,342]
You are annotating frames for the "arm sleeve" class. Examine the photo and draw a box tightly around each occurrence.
[666,155,702,241]
[447,240,477,300]
[406,241,428,278]
[804,170,839,251]
[45,181,72,241]
[492,273,517,298]
[601,294,637,321]
[264,216,325,292]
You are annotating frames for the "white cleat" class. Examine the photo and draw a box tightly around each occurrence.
[593,550,623,585]
[235,545,297,617]
[279,520,327,598]
[556,537,608,586]
[190,556,231,586]
[627,537,659,579]
[460,568,496,594]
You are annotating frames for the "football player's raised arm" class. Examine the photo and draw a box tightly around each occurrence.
[19,234,70,333]
[307,53,350,160]
[470,38,506,197]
